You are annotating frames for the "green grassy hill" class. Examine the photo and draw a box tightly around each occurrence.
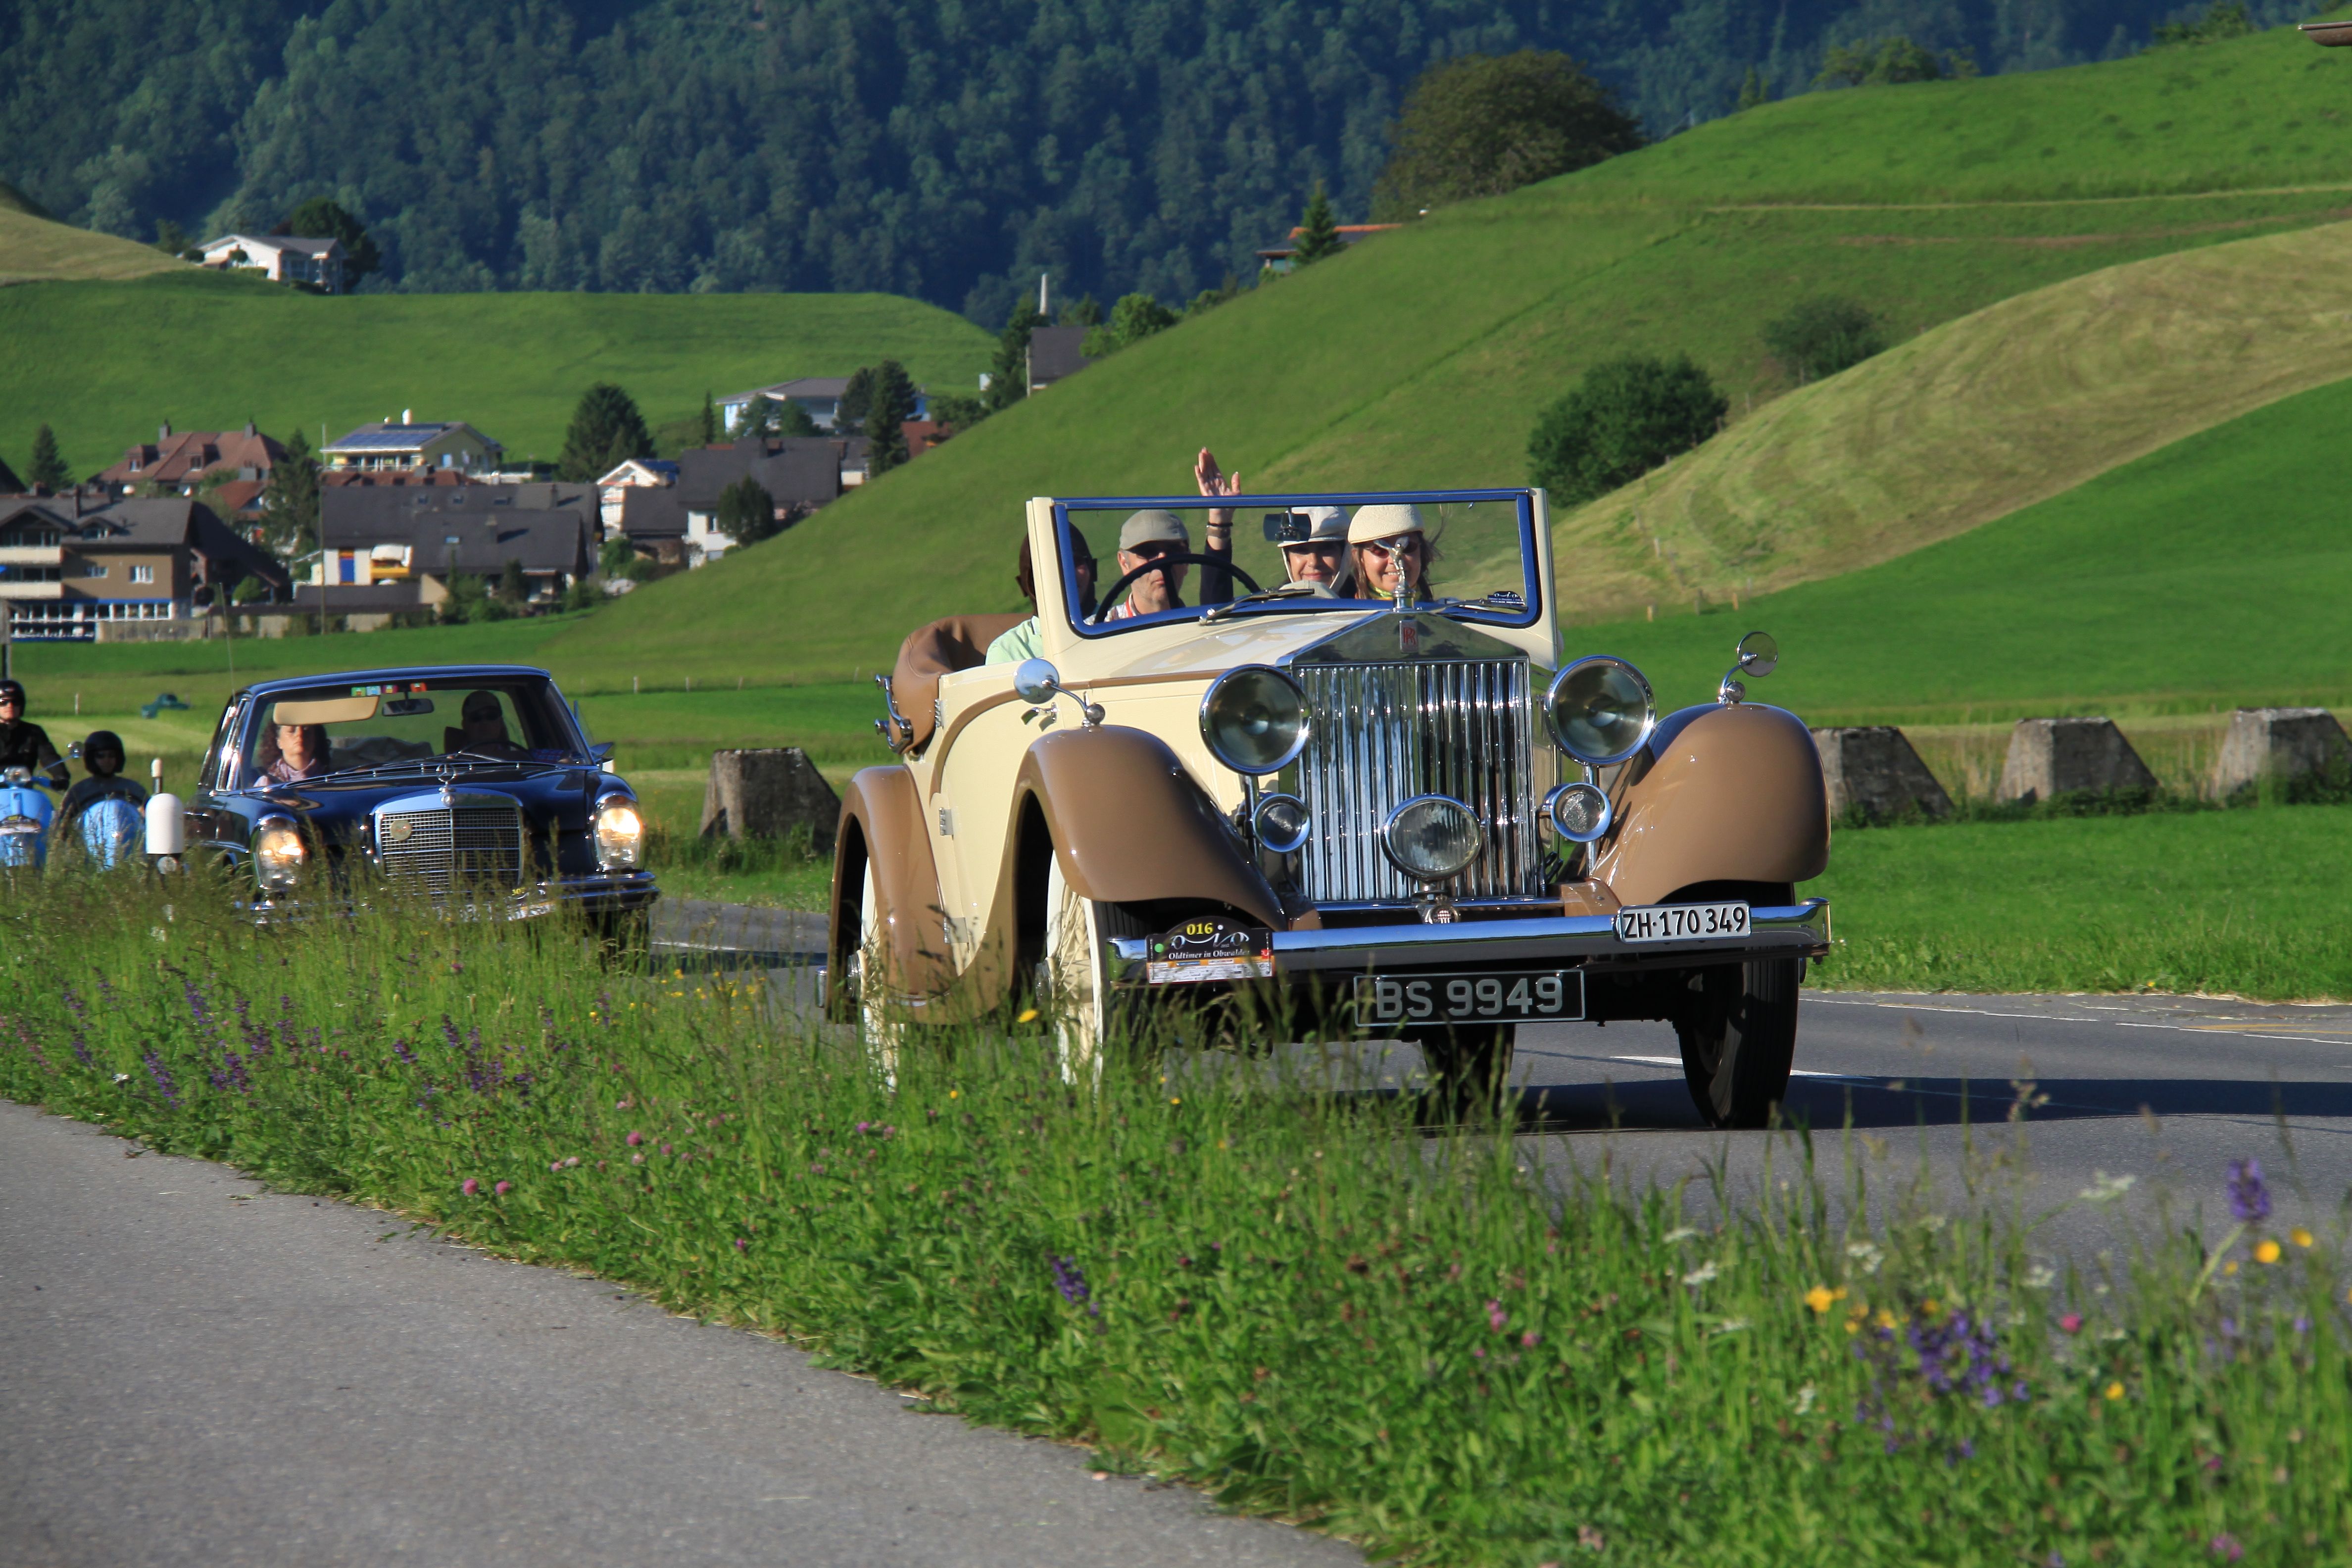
[1548,217,2352,620]
[1570,370,2352,723]
[0,198,184,287]
[0,273,993,477]
[551,22,2352,685]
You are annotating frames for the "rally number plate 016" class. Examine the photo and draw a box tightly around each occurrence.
[1353,971,1585,1026]
[1614,901,1751,943]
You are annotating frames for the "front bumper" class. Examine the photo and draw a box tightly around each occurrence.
[1108,899,1831,985]
[247,870,661,925]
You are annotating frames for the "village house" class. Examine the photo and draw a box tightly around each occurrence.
[322,415,504,475]
[305,483,595,626]
[0,496,289,640]
[715,377,930,434]
[1025,326,1094,392]
[96,422,287,496]
[198,233,347,293]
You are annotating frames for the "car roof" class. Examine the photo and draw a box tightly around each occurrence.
[240,664,557,699]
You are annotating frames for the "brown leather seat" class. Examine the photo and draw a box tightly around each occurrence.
[882,613,1028,751]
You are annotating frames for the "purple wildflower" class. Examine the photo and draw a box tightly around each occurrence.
[2227,1159,2271,1225]
[2209,1533,2243,1562]
[1486,1299,1508,1332]
[493,1180,511,1196]
[392,1037,418,1066]
[2295,1315,2313,1335]
[626,1130,643,1146]
[1520,1329,1540,1348]
[144,1051,180,1107]
[733,1237,749,1253]
[1051,1255,1093,1311]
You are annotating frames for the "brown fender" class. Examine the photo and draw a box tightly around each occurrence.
[1012,726,1282,926]
[1590,703,1830,907]
[829,765,954,1009]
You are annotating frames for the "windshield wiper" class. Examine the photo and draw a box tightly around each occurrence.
[1201,582,1340,622]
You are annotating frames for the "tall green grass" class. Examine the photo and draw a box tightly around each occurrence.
[3,874,2346,1564]
[1810,800,2352,1000]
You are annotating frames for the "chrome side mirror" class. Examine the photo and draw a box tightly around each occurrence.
[1719,630,1780,706]
[1015,658,1104,728]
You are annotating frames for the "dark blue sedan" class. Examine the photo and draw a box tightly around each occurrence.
[184,664,657,934]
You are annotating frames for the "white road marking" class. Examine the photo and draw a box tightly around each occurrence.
[1809,995,2352,1046]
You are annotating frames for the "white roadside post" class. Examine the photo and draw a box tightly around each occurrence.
[146,759,186,874]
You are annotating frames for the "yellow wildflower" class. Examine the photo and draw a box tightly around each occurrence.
[1170,1097,1182,1106]
[2254,1239,2282,1265]
[1874,1309,1897,1331]
[2291,1226,2314,1249]
[2224,1261,2239,1276]
[1804,1285,1837,1315]
[1016,1008,1039,1024]
[2104,1381,2125,1401]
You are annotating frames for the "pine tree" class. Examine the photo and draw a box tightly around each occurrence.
[1737,67,1767,111]
[259,431,321,560]
[717,475,779,544]
[775,399,821,438]
[557,383,655,481]
[864,359,919,475]
[499,556,528,604]
[699,391,717,446]
[27,423,70,491]
[839,367,877,430]
[736,395,777,441]
[1293,181,1345,266]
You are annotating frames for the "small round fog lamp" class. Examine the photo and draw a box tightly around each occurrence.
[1379,795,1481,883]
[1200,665,1311,776]
[1544,781,1613,844]
[1546,656,1656,767]
[1253,792,1311,855]
[253,818,305,892]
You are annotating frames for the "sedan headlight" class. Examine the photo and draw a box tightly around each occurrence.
[1379,794,1481,883]
[594,797,644,869]
[1200,665,1311,776]
[253,818,305,892]
[1546,656,1655,767]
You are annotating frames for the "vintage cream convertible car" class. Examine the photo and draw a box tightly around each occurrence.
[829,488,1830,1127]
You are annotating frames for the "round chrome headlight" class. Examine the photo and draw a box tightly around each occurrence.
[1253,792,1310,855]
[1379,795,1481,883]
[1546,656,1655,767]
[594,797,644,869]
[1545,780,1613,844]
[1200,665,1311,776]
[254,817,305,891]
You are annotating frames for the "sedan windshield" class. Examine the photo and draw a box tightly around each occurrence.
[238,676,584,785]
[1054,490,1542,638]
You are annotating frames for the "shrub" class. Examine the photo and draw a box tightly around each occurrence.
[1527,353,1727,506]
[1080,294,1178,357]
[717,475,780,545]
[1372,50,1641,219]
[1763,295,1887,384]
[1814,36,1978,88]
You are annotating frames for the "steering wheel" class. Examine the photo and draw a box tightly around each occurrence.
[1086,552,1263,623]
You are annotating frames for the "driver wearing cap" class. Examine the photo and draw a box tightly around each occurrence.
[0,680,66,786]
[1344,502,1433,602]
[1105,509,1192,620]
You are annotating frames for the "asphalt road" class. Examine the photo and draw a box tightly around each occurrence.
[0,1103,1358,1568]
[1502,989,2352,1254]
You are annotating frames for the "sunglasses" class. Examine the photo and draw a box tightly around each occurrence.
[1360,536,1424,559]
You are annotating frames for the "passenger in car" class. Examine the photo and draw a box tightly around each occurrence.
[1104,510,1191,620]
[1342,503,1436,602]
[259,722,333,782]
[446,690,531,759]
[985,534,1096,665]
[1276,507,1347,588]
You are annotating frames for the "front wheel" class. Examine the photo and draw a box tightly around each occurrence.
[1673,958,1802,1128]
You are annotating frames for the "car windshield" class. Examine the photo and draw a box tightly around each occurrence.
[1053,490,1543,638]
[236,675,584,785]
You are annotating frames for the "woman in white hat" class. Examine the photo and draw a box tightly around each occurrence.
[1342,503,1433,601]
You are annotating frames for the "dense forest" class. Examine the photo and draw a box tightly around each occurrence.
[0,0,2293,319]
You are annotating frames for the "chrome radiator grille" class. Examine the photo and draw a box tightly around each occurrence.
[377,805,526,893]
[1290,659,1539,903]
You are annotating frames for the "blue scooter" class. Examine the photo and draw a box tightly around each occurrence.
[0,766,57,870]
[77,795,143,869]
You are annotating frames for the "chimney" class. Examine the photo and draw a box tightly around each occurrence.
[244,420,256,438]
[159,421,171,443]
[402,408,413,425]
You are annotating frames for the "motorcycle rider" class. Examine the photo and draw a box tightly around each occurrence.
[0,679,67,787]
[56,729,147,838]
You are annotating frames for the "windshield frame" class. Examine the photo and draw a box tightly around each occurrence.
[1050,488,1545,643]
[222,673,592,791]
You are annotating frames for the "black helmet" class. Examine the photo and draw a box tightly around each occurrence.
[83,730,125,763]
[0,678,22,707]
